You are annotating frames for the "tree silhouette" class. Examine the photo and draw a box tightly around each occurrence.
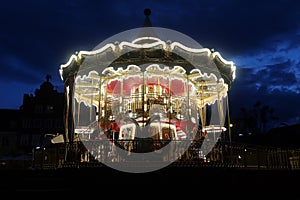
[239,100,278,135]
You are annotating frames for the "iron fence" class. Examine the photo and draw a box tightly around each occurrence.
[32,139,300,170]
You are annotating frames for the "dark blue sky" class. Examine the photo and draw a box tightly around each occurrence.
[1,0,299,127]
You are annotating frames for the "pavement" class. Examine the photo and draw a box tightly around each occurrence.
[0,166,299,197]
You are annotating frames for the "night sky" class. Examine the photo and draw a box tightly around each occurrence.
[1,0,299,128]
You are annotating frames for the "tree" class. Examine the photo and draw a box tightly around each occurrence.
[239,100,278,135]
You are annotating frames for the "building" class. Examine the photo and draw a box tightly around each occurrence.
[19,75,65,152]
[0,75,65,167]
[0,109,20,158]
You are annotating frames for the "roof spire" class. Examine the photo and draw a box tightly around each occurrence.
[143,8,152,27]
[138,8,157,37]
[137,8,157,39]
[46,74,52,82]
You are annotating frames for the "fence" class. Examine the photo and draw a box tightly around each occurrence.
[32,139,300,170]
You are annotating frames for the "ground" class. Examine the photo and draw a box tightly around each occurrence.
[0,166,299,197]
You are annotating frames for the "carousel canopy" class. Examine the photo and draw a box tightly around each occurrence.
[59,32,236,109]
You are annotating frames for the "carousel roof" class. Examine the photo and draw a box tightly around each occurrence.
[59,36,236,88]
[59,12,236,109]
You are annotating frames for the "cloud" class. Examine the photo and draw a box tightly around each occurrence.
[229,61,300,125]
[0,0,299,126]
[0,54,41,84]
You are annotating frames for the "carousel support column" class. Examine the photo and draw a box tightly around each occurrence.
[103,76,108,126]
[217,91,226,166]
[77,101,80,131]
[168,74,173,160]
[217,95,225,141]
[64,84,70,144]
[199,81,207,136]
[226,94,232,144]
[226,93,233,166]
[142,71,146,125]
[102,75,111,154]
[185,75,190,160]
[76,99,80,158]
[68,75,75,144]
[89,77,95,140]
[118,76,124,142]
[64,84,70,162]
[97,94,104,163]
[89,95,93,140]
[120,76,124,117]
[98,77,103,127]
[200,107,206,130]
[64,75,76,162]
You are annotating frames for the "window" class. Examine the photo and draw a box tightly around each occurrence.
[45,105,54,113]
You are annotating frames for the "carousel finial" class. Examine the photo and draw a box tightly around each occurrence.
[144,8,151,16]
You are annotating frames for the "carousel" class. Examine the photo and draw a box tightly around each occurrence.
[58,11,236,172]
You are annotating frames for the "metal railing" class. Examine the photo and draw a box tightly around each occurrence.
[32,139,300,170]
